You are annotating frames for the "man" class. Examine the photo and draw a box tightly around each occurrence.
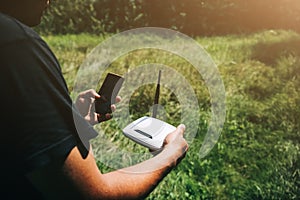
[0,0,188,199]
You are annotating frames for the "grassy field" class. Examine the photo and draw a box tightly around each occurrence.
[43,30,299,200]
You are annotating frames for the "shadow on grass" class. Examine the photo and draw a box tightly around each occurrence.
[251,36,300,66]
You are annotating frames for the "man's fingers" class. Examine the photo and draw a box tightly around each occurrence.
[110,96,121,112]
[177,124,186,136]
[79,89,100,99]
[91,89,100,98]
[111,104,116,112]
[115,96,121,103]
[97,113,113,123]
[164,124,186,144]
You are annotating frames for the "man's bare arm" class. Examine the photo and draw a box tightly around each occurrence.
[28,125,188,200]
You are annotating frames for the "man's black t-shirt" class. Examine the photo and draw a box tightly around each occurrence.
[0,12,97,198]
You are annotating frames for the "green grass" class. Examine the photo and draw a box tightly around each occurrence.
[43,29,300,200]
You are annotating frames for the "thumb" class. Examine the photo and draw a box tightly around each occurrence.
[177,124,186,135]
[164,124,186,144]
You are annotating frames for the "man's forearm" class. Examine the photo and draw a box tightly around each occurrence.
[28,126,187,200]
[101,148,178,199]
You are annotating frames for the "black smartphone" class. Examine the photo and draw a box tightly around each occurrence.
[95,73,124,115]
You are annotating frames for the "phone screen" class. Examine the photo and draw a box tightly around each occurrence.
[95,73,124,114]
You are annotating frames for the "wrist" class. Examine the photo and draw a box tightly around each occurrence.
[158,144,187,168]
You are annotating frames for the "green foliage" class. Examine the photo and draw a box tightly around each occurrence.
[41,33,109,90]
[37,0,103,34]
[93,0,144,32]
[44,30,300,199]
[37,1,300,36]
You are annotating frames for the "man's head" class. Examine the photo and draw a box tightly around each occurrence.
[0,0,50,27]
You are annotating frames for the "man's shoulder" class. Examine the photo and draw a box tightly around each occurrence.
[0,12,41,46]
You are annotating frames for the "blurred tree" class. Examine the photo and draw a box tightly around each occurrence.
[37,0,103,34]
[36,0,300,36]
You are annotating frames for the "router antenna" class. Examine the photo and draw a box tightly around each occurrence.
[152,70,161,118]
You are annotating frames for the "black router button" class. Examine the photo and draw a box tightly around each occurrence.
[134,129,152,139]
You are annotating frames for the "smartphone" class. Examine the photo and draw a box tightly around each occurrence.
[95,73,124,115]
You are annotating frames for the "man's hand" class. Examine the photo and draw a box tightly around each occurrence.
[74,89,121,125]
[161,124,189,166]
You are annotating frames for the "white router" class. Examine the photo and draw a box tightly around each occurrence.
[122,116,176,151]
[122,70,176,151]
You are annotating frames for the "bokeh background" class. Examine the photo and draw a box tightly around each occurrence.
[37,0,300,36]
